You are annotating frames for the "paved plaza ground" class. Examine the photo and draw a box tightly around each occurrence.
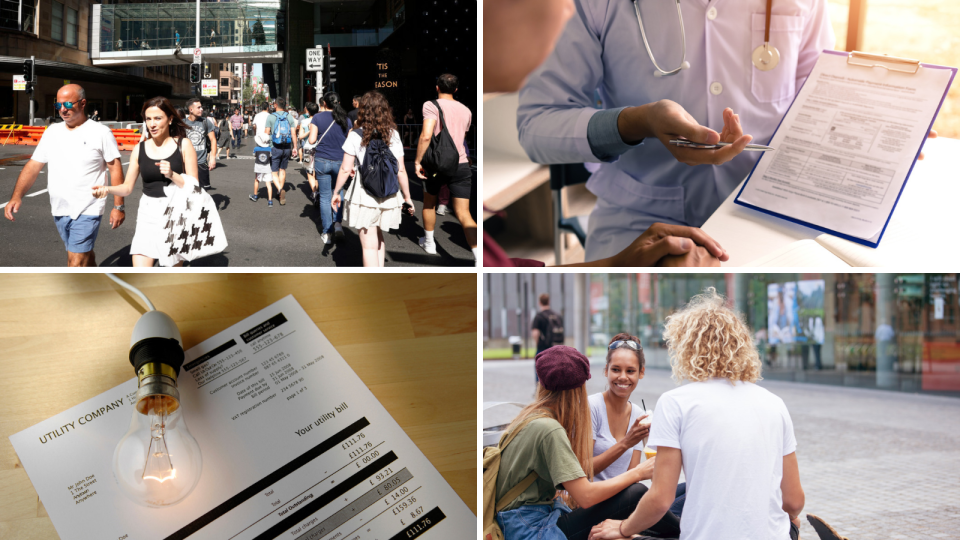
[0,142,476,267]
[484,358,960,540]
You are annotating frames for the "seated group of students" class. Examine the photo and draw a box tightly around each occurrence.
[489,288,815,540]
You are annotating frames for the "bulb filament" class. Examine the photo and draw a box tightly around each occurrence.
[142,396,177,483]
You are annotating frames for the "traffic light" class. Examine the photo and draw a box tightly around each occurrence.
[190,63,201,83]
[305,75,312,86]
[23,58,35,93]
[328,54,337,86]
[321,54,329,91]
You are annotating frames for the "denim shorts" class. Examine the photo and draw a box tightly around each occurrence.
[54,214,102,253]
[271,146,292,171]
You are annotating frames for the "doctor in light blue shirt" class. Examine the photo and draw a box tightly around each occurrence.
[517,0,835,262]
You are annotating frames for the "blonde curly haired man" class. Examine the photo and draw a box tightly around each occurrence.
[590,288,805,540]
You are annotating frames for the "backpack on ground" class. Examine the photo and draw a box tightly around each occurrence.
[271,112,293,146]
[356,128,399,198]
[420,99,460,178]
[545,311,565,347]
[482,415,542,540]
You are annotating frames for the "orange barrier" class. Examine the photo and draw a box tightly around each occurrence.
[0,125,141,148]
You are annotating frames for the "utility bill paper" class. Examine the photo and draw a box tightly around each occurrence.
[9,295,475,540]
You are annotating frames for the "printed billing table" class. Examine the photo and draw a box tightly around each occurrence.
[9,295,475,540]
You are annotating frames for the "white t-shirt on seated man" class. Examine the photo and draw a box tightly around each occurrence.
[648,379,797,540]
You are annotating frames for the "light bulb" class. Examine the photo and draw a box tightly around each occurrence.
[113,392,202,507]
[112,310,202,508]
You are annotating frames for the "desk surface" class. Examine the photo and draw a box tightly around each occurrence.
[702,136,960,266]
[0,274,477,539]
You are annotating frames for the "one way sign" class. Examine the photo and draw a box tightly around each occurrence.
[306,48,323,71]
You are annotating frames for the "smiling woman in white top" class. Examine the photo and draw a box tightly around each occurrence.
[589,332,651,481]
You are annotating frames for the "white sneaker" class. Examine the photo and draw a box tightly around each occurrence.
[419,236,437,255]
[320,232,332,245]
[435,204,448,216]
[334,223,344,238]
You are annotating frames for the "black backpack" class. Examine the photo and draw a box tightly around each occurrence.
[356,128,399,198]
[544,311,565,347]
[420,99,460,177]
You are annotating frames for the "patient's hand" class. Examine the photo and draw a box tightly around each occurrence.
[609,222,727,267]
[657,245,722,267]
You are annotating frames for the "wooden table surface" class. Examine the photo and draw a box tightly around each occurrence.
[0,273,477,539]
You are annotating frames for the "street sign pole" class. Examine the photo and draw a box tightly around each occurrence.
[28,55,35,126]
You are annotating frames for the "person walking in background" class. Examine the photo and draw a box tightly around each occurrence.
[230,108,244,155]
[263,98,297,206]
[531,293,565,355]
[216,113,232,160]
[184,98,217,190]
[347,95,361,126]
[331,91,414,267]
[91,97,198,267]
[297,104,312,164]
[4,84,125,267]
[414,73,478,265]
[250,103,280,206]
[299,101,318,205]
[589,288,805,540]
[402,108,416,146]
[309,92,352,245]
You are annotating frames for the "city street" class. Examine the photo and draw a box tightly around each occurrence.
[0,142,475,267]
[484,359,960,540]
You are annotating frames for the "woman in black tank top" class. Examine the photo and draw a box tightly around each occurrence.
[93,96,198,266]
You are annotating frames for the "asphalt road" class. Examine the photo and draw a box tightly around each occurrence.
[0,140,476,267]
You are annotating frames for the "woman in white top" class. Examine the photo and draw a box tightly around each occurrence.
[589,288,804,540]
[590,332,651,481]
[331,91,414,267]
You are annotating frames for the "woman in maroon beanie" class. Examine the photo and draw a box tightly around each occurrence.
[492,346,681,540]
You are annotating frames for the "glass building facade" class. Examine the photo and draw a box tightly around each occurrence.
[483,273,960,397]
[96,1,280,53]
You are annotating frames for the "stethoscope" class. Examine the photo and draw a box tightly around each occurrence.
[631,0,780,77]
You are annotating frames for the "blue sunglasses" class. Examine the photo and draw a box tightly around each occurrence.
[54,100,82,111]
[609,340,642,351]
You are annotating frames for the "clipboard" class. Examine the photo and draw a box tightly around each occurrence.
[733,50,957,248]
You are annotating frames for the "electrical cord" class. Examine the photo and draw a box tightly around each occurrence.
[105,273,156,312]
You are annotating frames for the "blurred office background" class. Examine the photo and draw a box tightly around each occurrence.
[483,273,960,397]
[483,1,960,264]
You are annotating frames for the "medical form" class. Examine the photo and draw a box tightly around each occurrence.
[9,295,475,540]
[735,50,956,247]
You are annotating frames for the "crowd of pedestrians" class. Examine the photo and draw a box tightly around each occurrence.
[3,74,476,267]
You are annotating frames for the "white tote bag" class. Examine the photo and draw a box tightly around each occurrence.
[158,174,228,266]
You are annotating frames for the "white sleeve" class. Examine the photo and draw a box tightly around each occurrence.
[390,131,404,160]
[515,0,608,164]
[589,395,601,441]
[781,400,797,455]
[794,0,836,89]
[102,127,122,163]
[646,394,681,451]
[341,131,360,156]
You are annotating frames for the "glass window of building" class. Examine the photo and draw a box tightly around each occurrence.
[65,5,76,46]
[0,0,37,33]
[220,77,229,87]
[51,0,62,41]
[483,273,960,397]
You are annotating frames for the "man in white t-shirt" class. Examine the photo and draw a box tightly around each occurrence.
[4,84,124,267]
[590,289,805,540]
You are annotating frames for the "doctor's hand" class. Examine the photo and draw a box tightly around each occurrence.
[606,222,728,267]
[621,101,752,166]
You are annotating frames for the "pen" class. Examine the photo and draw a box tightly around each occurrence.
[669,139,775,152]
